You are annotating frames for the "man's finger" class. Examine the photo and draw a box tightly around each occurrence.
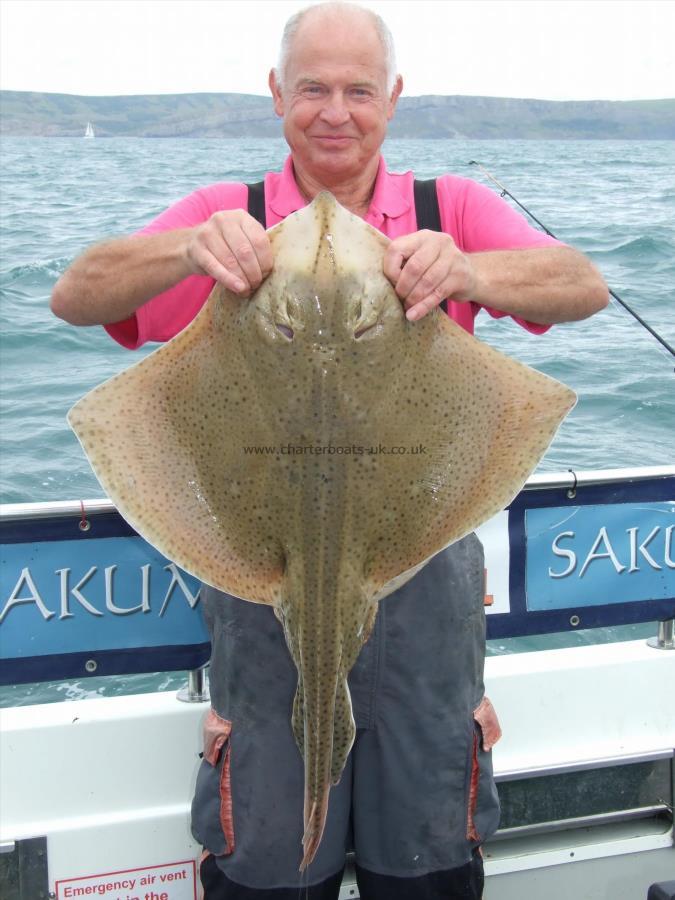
[383,233,422,284]
[406,294,442,322]
[241,218,274,279]
[406,269,469,320]
[200,250,248,293]
[403,257,450,309]
[222,226,264,291]
[394,241,442,300]
[202,235,251,292]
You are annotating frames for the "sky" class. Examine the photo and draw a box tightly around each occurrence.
[1,0,674,102]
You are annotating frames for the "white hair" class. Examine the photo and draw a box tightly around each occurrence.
[275,1,398,95]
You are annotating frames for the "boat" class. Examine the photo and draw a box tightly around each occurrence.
[84,122,95,139]
[1,465,673,898]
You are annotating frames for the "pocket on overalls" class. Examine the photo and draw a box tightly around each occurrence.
[191,709,235,856]
[466,696,502,845]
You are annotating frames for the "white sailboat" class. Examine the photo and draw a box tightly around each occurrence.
[84,121,95,139]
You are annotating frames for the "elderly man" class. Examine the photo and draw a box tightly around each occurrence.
[52,3,608,898]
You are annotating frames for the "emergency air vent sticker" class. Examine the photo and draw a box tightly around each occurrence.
[55,860,197,900]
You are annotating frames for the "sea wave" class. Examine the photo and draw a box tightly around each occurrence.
[0,256,71,283]
[595,234,673,261]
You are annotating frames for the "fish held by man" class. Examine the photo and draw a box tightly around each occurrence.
[68,192,576,870]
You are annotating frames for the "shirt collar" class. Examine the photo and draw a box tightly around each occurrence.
[268,154,411,221]
[268,156,307,218]
[369,156,410,220]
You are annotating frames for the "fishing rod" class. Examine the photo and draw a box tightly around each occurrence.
[468,160,675,364]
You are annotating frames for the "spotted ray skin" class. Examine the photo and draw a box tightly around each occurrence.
[68,193,576,870]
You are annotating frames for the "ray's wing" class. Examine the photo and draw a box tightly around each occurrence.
[68,288,285,604]
[364,310,576,590]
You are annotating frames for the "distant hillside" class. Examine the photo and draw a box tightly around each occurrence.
[1,91,674,139]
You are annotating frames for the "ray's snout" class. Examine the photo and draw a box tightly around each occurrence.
[254,191,401,352]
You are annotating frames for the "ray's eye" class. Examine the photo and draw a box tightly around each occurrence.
[354,323,377,339]
[276,323,294,340]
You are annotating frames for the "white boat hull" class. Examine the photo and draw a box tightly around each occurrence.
[1,639,673,897]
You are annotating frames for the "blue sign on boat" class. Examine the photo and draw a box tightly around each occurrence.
[0,515,209,685]
[1,536,204,656]
[1,472,674,682]
[525,501,675,611]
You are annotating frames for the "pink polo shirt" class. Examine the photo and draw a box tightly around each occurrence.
[106,156,560,349]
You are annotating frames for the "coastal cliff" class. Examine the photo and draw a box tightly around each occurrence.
[2,91,673,139]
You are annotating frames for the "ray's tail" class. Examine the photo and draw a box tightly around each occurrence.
[295,673,355,871]
[301,795,331,872]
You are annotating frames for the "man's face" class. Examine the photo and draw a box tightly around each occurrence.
[269,12,402,184]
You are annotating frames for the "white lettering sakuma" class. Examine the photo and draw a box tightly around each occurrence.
[549,524,675,578]
[0,562,199,623]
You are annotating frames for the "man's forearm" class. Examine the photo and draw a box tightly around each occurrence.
[50,230,194,326]
[470,246,609,324]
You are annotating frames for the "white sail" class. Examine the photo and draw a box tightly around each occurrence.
[84,122,95,139]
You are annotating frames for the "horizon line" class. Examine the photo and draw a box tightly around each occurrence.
[2,88,674,105]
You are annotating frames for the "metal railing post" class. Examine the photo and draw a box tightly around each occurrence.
[177,666,210,702]
[647,619,675,651]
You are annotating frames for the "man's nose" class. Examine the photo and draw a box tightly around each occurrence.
[319,91,351,126]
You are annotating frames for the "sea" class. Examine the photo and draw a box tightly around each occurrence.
[1,137,673,706]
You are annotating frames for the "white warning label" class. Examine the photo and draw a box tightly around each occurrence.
[55,860,197,900]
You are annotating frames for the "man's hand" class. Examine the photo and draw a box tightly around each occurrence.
[383,230,477,321]
[185,210,274,295]
[51,210,275,327]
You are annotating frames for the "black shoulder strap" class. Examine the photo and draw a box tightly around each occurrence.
[246,180,266,228]
[249,178,440,233]
[413,178,447,313]
[249,179,440,233]
[413,178,441,232]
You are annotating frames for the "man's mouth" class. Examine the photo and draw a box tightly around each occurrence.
[311,134,356,142]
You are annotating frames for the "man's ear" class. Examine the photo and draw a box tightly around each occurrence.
[269,68,284,117]
[387,75,403,120]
